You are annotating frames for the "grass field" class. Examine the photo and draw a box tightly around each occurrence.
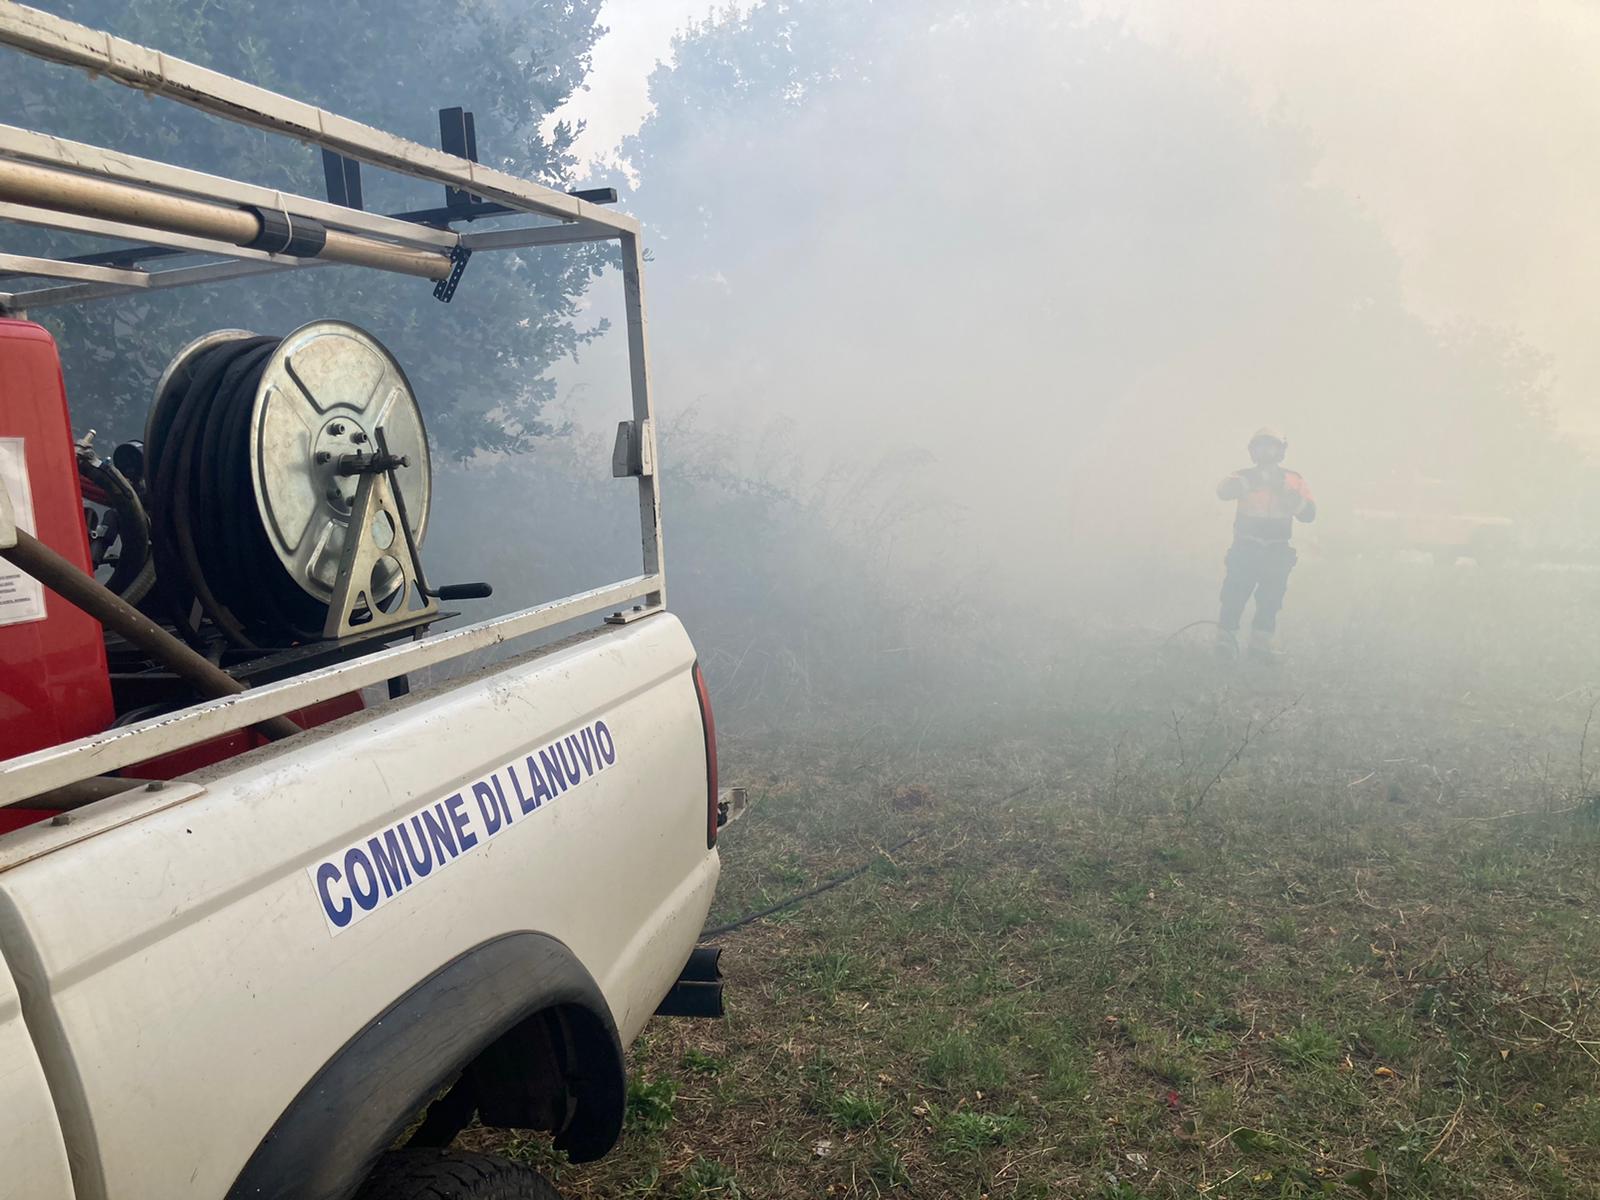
[472,563,1600,1198]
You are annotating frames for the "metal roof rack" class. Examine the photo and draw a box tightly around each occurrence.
[0,1,638,311]
[0,1,666,803]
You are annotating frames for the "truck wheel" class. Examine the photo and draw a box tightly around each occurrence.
[357,1150,565,1200]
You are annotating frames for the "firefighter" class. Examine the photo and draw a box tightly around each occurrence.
[1216,427,1316,661]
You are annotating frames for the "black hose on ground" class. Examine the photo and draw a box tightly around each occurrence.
[700,833,923,938]
[698,782,1038,939]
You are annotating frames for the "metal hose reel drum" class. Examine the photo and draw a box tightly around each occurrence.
[252,321,431,608]
[145,320,432,648]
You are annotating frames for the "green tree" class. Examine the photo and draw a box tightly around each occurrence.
[2,0,611,456]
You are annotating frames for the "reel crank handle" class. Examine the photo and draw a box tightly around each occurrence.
[429,582,493,601]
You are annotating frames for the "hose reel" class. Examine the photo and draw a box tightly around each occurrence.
[144,320,437,648]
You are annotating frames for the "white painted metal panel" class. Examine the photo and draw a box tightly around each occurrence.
[0,946,74,1200]
[0,614,716,1200]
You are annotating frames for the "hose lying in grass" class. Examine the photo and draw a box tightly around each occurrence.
[700,833,924,938]
[700,783,1036,938]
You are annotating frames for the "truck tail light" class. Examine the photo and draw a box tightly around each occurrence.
[692,661,719,848]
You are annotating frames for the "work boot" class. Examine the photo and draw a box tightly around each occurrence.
[1248,629,1278,664]
[1214,627,1239,661]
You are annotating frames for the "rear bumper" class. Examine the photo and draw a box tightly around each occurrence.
[654,789,744,1020]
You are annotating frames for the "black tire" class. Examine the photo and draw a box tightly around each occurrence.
[356,1150,565,1200]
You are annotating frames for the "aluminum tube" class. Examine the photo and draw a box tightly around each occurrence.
[0,158,451,280]
[1,529,302,741]
[319,226,452,279]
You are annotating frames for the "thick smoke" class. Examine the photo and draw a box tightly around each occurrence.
[571,1,1594,629]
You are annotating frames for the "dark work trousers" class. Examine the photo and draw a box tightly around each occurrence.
[1218,537,1298,633]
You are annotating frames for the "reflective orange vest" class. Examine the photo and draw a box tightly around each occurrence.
[1217,468,1316,541]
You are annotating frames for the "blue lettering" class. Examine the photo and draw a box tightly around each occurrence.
[446,791,479,850]
[539,747,568,793]
[316,862,352,928]
[490,773,514,824]
[573,730,594,776]
[368,833,410,897]
[344,847,380,911]
[594,720,616,764]
[399,817,434,877]
[557,737,582,785]
[526,754,553,804]
[473,780,503,836]
[420,803,459,862]
[509,761,538,814]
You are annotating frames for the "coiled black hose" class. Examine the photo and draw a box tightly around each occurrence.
[146,335,325,648]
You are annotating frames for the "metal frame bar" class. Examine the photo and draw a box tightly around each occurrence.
[459,223,619,251]
[0,252,148,286]
[0,255,330,312]
[620,232,666,608]
[0,574,661,803]
[0,3,673,801]
[0,220,614,311]
[0,3,637,235]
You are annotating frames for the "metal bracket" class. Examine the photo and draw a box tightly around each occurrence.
[604,603,658,625]
[611,418,654,479]
[438,107,483,211]
[432,244,472,302]
[321,149,363,209]
[322,467,438,640]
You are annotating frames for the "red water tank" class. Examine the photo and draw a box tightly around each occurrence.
[0,319,115,763]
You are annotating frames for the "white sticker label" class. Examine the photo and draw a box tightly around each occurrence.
[0,438,45,628]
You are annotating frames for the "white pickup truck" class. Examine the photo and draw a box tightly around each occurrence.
[0,6,735,1198]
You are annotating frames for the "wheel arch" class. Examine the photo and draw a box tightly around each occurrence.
[226,931,625,1200]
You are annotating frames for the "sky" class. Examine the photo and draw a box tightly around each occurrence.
[551,0,754,175]
[555,0,1600,447]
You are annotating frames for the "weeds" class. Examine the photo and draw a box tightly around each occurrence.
[821,1090,887,1130]
[469,602,1600,1198]
[925,1103,1028,1154]
[676,1158,742,1198]
[1273,1022,1343,1069]
[623,1077,676,1135]
[681,1048,724,1075]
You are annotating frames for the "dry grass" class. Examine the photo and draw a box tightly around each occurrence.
[469,562,1600,1197]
